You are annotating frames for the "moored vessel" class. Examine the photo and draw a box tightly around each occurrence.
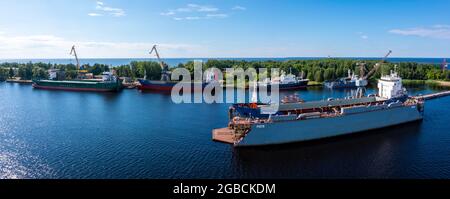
[33,72,122,92]
[137,45,215,92]
[32,46,122,92]
[258,70,309,91]
[324,70,358,89]
[213,69,424,147]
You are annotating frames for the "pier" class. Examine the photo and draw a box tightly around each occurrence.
[212,128,236,144]
[6,78,33,84]
[414,90,450,100]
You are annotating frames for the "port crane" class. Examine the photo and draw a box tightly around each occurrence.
[355,50,392,98]
[70,45,81,71]
[150,45,170,81]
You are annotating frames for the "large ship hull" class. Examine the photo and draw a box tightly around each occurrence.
[236,105,423,147]
[32,80,122,92]
[259,80,309,91]
[137,79,208,92]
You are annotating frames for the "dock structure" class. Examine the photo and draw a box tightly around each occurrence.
[414,90,450,100]
[212,128,236,144]
[6,79,33,84]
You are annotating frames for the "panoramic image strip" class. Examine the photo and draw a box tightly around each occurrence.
[1,0,450,196]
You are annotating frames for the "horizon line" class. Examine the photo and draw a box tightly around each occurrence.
[0,56,449,60]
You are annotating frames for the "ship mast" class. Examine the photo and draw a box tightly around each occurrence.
[443,58,448,71]
[70,45,80,70]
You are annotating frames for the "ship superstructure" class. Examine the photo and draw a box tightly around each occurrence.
[258,70,309,90]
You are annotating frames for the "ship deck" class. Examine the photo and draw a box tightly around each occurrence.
[212,128,236,144]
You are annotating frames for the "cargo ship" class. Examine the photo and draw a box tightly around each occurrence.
[324,69,358,89]
[138,45,215,92]
[213,70,424,147]
[258,71,309,91]
[33,72,122,92]
[32,46,122,92]
[138,79,208,91]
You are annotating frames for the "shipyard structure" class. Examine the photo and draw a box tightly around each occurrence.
[213,70,424,147]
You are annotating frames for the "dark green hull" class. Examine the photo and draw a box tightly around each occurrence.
[32,80,122,92]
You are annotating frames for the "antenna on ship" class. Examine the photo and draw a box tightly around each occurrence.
[443,58,448,71]
[251,80,258,103]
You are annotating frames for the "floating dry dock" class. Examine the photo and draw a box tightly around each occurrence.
[213,71,428,147]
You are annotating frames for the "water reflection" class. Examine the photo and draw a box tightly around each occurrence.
[232,122,423,178]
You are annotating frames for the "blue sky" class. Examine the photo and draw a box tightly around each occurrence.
[0,0,449,58]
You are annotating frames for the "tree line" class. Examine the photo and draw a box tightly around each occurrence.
[0,62,110,81]
[1,59,449,82]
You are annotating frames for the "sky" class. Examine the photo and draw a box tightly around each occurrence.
[0,0,449,59]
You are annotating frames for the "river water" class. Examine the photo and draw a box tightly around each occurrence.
[0,82,449,179]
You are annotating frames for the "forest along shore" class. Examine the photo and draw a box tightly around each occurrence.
[1,59,449,87]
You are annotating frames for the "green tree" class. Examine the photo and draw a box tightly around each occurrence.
[65,70,78,79]
[32,67,48,79]
[9,67,14,78]
[0,68,8,81]
[314,70,324,82]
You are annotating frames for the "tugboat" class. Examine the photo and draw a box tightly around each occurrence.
[258,69,309,91]
[32,46,122,92]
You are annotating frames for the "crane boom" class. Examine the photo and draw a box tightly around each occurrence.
[363,50,392,80]
[70,45,80,70]
[149,45,170,81]
[150,45,165,70]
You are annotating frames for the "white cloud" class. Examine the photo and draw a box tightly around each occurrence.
[88,13,103,17]
[89,1,126,17]
[356,32,368,40]
[185,4,219,12]
[161,4,229,20]
[206,14,228,19]
[232,6,246,11]
[0,33,201,58]
[160,11,175,16]
[389,25,450,40]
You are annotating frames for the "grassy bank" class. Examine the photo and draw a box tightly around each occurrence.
[402,79,448,87]
[308,81,323,86]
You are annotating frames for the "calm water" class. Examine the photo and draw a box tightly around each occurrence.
[1,57,448,67]
[0,82,450,179]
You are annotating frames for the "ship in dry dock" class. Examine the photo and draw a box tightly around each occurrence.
[213,70,425,147]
